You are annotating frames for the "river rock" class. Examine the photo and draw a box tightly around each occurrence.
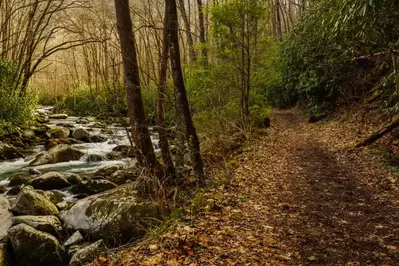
[0,186,6,194]
[49,114,68,119]
[94,165,123,178]
[9,175,33,187]
[87,154,104,163]
[64,231,83,247]
[29,144,84,166]
[76,118,89,125]
[0,142,24,161]
[49,127,70,139]
[108,170,138,185]
[8,223,68,266]
[70,179,117,195]
[72,128,89,141]
[106,152,123,160]
[61,183,162,244]
[112,145,136,158]
[12,216,62,236]
[5,186,20,196]
[36,190,64,205]
[0,197,12,241]
[69,240,104,266]
[28,172,70,190]
[88,135,107,143]
[11,186,59,216]
[0,238,11,266]
[67,174,81,185]
[28,168,41,176]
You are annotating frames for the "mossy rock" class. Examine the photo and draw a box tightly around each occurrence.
[61,183,162,245]
[8,224,68,266]
[11,186,59,216]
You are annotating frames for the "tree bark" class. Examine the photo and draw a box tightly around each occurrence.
[114,0,159,173]
[356,117,399,148]
[177,0,197,62]
[165,0,205,183]
[197,0,208,63]
[157,3,177,180]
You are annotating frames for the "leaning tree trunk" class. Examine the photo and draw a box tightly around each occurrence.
[114,0,159,174]
[165,0,205,183]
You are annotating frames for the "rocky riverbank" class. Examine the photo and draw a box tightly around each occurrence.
[0,107,164,266]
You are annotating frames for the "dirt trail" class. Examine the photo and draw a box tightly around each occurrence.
[93,109,399,265]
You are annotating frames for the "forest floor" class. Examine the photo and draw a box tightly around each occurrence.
[91,108,399,266]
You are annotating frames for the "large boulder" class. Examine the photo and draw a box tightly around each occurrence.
[8,224,68,266]
[28,172,70,190]
[11,186,59,216]
[70,179,117,195]
[61,183,162,244]
[29,144,84,166]
[0,197,12,241]
[48,127,70,139]
[69,240,104,266]
[72,128,89,141]
[0,143,23,161]
[12,216,62,236]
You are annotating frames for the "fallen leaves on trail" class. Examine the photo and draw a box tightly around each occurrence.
[90,108,399,266]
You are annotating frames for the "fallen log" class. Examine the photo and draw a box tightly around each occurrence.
[356,116,399,148]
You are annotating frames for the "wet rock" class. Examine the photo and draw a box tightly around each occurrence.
[0,186,6,194]
[106,152,123,160]
[112,145,136,158]
[94,165,123,178]
[9,175,33,187]
[70,179,117,195]
[88,135,107,143]
[5,186,20,196]
[55,123,74,128]
[69,240,104,266]
[36,190,64,205]
[28,172,70,190]
[0,197,12,241]
[76,118,89,125]
[61,183,162,244]
[8,223,68,266]
[12,215,62,236]
[28,168,41,176]
[0,142,24,161]
[108,170,138,185]
[67,174,82,185]
[72,128,90,141]
[22,130,36,138]
[56,201,71,211]
[48,127,70,139]
[87,154,104,163]
[64,231,84,247]
[49,114,68,119]
[11,186,59,216]
[29,144,84,166]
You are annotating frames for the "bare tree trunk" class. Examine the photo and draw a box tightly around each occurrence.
[197,0,208,63]
[157,4,177,180]
[178,0,197,62]
[275,0,283,41]
[114,0,160,174]
[165,0,205,183]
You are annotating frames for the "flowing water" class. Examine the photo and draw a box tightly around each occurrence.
[0,106,160,186]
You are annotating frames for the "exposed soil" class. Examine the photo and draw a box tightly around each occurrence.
[91,109,399,265]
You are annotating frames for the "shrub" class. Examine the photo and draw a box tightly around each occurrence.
[0,60,37,129]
